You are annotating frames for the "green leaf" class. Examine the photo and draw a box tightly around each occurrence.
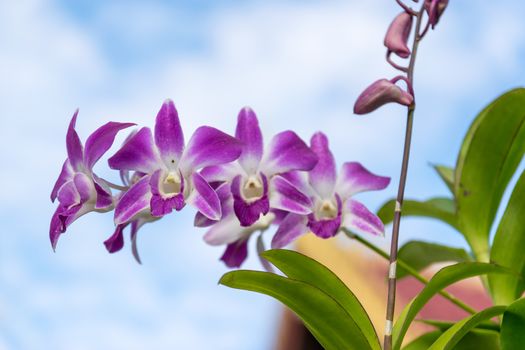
[397,241,472,279]
[454,88,525,261]
[500,298,525,350]
[404,330,501,350]
[377,197,458,229]
[427,305,506,350]
[489,170,525,304]
[262,249,381,350]
[433,164,455,194]
[393,262,514,350]
[219,270,371,350]
[417,318,500,332]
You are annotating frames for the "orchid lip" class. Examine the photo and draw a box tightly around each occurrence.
[242,174,264,202]
[316,198,338,219]
[161,170,182,196]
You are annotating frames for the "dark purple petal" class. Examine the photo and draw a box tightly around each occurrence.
[57,180,80,208]
[353,79,413,115]
[154,100,185,167]
[73,173,93,203]
[271,213,308,249]
[307,195,343,239]
[336,162,390,199]
[308,132,337,198]
[104,224,126,253]
[270,175,312,215]
[425,0,448,28]
[343,199,385,236]
[235,107,263,173]
[220,239,249,268]
[66,109,84,171]
[114,176,152,225]
[186,172,221,220]
[51,159,74,202]
[108,127,160,174]
[384,12,413,58]
[148,169,185,217]
[260,131,318,176]
[93,180,113,210]
[49,207,66,251]
[84,121,135,170]
[231,174,269,227]
[179,126,242,174]
[194,211,216,227]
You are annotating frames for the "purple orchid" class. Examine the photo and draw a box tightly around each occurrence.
[103,100,243,256]
[384,12,413,59]
[201,107,318,227]
[271,132,390,249]
[354,78,414,115]
[50,110,135,250]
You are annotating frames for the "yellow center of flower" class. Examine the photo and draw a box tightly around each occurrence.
[242,175,263,200]
[317,199,337,219]
[162,171,182,195]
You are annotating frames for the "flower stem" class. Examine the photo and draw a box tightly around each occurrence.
[341,228,477,315]
[383,4,425,349]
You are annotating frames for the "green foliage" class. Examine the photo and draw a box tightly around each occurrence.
[500,298,525,350]
[392,262,513,350]
[489,171,525,305]
[427,306,506,349]
[404,329,501,350]
[396,241,471,279]
[219,249,377,350]
[377,197,458,229]
[433,165,455,194]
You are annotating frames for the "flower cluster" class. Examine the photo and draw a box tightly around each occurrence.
[50,100,390,267]
[353,0,448,115]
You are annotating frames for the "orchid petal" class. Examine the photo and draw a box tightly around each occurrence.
[108,127,159,174]
[384,12,413,58]
[49,208,66,250]
[308,132,337,198]
[194,212,217,227]
[220,239,249,268]
[307,215,342,239]
[201,163,242,183]
[73,172,93,203]
[149,170,185,217]
[84,122,135,170]
[236,107,263,173]
[51,159,74,202]
[114,176,152,225]
[154,100,185,167]
[104,224,126,253]
[57,180,80,208]
[93,180,113,210]
[336,162,390,199]
[271,213,308,249]
[343,199,385,236]
[231,174,270,227]
[66,109,84,171]
[203,216,245,246]
[270,175,312,215]
[186,172,221,221]
[260,131,318,176]
[353,79,413,115]
[179,126,242,175]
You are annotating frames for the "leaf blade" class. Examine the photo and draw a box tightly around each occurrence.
[500,298,525,350]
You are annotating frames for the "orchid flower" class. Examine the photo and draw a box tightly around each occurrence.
[354,78,414,115]
[271,132,390,248]
[201,107,318,227]
[103,100,243,256]
[49,110,134,250]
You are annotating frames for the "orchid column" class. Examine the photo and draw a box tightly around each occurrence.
[353,1,448,349]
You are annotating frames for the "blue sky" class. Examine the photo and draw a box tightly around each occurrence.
[1,0,525,349]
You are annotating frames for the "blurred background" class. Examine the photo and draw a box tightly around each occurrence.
[1,0,525,349]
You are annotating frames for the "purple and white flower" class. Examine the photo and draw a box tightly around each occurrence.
[104,100,243,254]
[271,132,390,249]
[201,107,317,227]
[49,110,134,250]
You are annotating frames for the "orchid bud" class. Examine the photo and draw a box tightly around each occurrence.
[353,79,414,115]
[384,12,413,59]
[425,0,448,29]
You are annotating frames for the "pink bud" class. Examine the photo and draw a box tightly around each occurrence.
[425,0,448,29]
[353,79,414,115]
[384,12,413,59]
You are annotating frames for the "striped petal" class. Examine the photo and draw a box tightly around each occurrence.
[336,162,390,199]
[308,132,336,198]
[236,107,263,174]
[343,199,385,237]
[154,100,184,168]
[108,127,160,174]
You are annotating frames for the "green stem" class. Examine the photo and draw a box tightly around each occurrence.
[341,228,477,315]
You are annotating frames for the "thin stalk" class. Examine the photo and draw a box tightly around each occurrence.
[383,5,425,350]
[341,228,477,315]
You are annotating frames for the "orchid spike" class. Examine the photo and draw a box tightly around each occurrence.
[353,78,414,115]
[271,132,390,249]
[425,0,448,29]
[49,110,135,250]
[105,100,242,256]
[201,107,318,227]
[384,12,413,59]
